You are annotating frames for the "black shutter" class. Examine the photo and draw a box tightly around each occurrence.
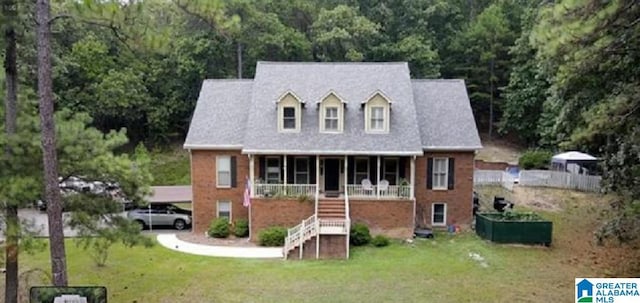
[259,156,266,181]
[230,156,237,188]
[448,158,455,190]
[280,156,285,183]
[309,156,316,184]
[287,156,295,184]
[347,156,354,185]
[369,156,378,184]
[427,157,433,189]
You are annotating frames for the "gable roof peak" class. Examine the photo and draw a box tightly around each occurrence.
[275,90,305,104]
[361,89,393,104]
[316,90,348,104]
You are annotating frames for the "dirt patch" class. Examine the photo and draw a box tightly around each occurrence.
[475,137,523,164]
[176,232,257,247]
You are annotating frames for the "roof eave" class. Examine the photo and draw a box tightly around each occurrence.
[422,146,483,151]
[241,149,423,156]
[183,144,244,150]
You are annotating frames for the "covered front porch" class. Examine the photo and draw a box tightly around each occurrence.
[249,154,415,200]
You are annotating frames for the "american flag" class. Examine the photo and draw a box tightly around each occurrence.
[243,176,251,207]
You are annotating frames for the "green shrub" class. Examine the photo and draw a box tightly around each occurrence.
[371,235,390,247]
[258,226,287,246]
[519,150,553,170]
[350,223,371,246]
[208,218,230,238]
[234,219,249,238]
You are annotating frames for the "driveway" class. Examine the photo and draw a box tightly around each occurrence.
[0,208,190,241]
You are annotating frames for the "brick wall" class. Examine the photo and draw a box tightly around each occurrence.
[349,200,414,238]
[288,235,348,259]
[415,151,475,228]
[249,198,314,241]
[190,149,475,236]
[190,150,249,234]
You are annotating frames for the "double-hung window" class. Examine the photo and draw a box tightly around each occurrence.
[216,156,231,187]
[294,157,309,184]
[432,203,446,226]
[370,107,384,131]
[324,107,339,131]
[383,158,398,185]
[283,107,296,130]
[354,158,369,184]
[432,158,448,189]
[217,201,231,220]
[266,157,281,184]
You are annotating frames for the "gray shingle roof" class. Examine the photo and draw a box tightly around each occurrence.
[184,80,252,148]
[412,80,482,150]
[184,62,482,153]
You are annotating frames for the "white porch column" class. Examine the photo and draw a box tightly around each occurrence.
[283,155,288,195]
[344,155,348,195]
[376,156,381,199]
[410,156,416,199]
[249,154,255,198]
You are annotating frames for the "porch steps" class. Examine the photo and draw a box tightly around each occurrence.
[317,200,346,219]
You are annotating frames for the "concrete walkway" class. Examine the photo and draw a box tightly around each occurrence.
[156,234,283,259]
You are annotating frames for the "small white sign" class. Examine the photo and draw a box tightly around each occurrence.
[576,278,640,303]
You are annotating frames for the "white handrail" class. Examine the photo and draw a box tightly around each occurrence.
[283,214,318,259]
[346,184,411,198]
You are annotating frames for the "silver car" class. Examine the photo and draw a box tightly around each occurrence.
[127,208,191,230]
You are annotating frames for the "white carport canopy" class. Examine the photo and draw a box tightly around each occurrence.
[551,151,598,175]
[551,151,597,161]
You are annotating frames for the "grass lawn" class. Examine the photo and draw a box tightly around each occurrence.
[7,188,639,302]
[148,146,190,186]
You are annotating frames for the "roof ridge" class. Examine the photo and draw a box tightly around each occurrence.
[203,79,254,82]
[257,61,408,66]
[411,79,464,82]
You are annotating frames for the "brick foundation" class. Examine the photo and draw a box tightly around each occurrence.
[349,200,414,239]
[287,235,348,259]
[249,198,314,241]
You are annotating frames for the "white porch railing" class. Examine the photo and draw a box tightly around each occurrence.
[319,218,350,235]
[284,214,317,259]
[346,184,411,199]
[254,183,316,198]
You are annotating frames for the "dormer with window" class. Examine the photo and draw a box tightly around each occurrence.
[277,91,303,132]
[363,91,391,133]
[318,91,346,133]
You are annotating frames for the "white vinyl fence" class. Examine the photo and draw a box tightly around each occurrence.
[474,169,602,192]
[519,170,601,192]
[473,170,514,191]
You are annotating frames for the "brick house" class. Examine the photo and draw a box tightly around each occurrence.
[184,62,481,259]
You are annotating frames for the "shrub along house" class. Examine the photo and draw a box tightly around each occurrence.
[184,62,481,259]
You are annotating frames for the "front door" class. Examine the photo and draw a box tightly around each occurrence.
[324,159,340,192]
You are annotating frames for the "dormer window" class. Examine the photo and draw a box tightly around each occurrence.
[277,91,303,132]
[370,106,384,131]
[283,107,296,129]
[324,107,339,130]
[363,91,391,133]
[318,91,345,133]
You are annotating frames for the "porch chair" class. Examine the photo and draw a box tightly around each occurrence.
[361,178,374,194]
[378,179,389,192]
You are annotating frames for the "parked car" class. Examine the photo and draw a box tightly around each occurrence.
[145,203,192,216]
[127,208,192,230]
